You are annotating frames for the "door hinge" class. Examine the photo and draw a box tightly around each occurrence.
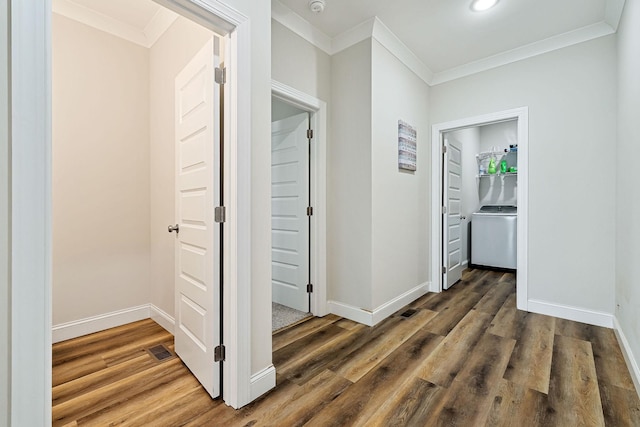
[307,129,313,139]
[215,67,226,84]
[306,206,313,216]
[442,145,447,154]
[442,206,447,214]
[214,206,226,223]
[214,345,225,362]
[307,283,313,293]
[443,266,447,274]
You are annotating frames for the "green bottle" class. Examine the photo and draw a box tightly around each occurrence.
[488,157,497,174]
[500,159,507,173]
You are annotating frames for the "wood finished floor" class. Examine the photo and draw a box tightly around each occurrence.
[52,269,640,426]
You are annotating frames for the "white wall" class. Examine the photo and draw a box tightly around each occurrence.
[272,20,331,103]
[616,0,640,384]
[0,0,9,421]
[52,14,151,324]
[371,39,430,308]
[430,35,617,315]
[447,127,480,264]
[148,17,213,322]
[329,39,373,309]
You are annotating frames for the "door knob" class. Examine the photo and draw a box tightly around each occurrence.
[168,224,179,233]
[460,215,466,220]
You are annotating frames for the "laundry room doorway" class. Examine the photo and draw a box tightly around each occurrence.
[431,108,529,311]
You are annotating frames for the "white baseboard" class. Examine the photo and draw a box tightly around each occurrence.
[249,365,276,401]
[328,300,374,326]
[52,304,151,343]
[527,299,614,328]
[150,304,175,334]
[328,282,430,327]
[613,316,640,398]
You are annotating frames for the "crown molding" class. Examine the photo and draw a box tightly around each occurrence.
[605,0,626,31]
[52,0,178,48]
[144,6,179,46]
[271,0,332,54]
[430,21,615,85]
[331,17,375,55]
[272,0,624,86]
[370,18,434,85]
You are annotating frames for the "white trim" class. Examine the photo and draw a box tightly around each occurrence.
[249,365,277,401]
[52,0,178,48]
[51,304,176,344]
[11,0,53,426]
[528,299,614,328]
[328,282,430,327]
[327,300,374,326]
[52,305,151,344]
[431,108,529,311]
[150,304,175,334]
[370,18,434,85]
[371,282,431,325]
[331,17,375,56]
[431,22,615,85]
[144,7,180,46]
[271,0,332,54]
[613,316,640,398]
[605,0,627,31]
[271,80,328,317]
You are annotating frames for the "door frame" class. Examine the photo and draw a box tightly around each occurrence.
[430,107,529,311]
[271,80,328,317]
[9,0,254,422]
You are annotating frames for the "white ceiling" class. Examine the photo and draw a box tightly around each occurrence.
[275,0,626,82]
[54,0,626,83]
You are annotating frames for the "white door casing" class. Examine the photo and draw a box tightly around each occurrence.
[174,36,221,398]
[444,136,463,289]
[271,112,310,312]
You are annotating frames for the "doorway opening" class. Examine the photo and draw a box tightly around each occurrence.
[271,98,312,330]
[50,0,239,407]
[431,108,529,311]
[271,81,329,331]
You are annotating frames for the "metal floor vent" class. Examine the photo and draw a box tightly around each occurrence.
[400,309,417,318]
[146,344,175,362]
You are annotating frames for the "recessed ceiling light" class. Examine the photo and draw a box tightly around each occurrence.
[470,0,499,12]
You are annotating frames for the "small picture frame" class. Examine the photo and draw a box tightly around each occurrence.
[398,120,417,171]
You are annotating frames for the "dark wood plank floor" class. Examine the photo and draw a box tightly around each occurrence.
[52,269,640,426]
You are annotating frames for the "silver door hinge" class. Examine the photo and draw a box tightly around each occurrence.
[214,206,226,223]
[214,345,225,362]
[306,206,313,216]
[442,206,447,214]
[443,266,447,274]
[307,129,313,139]
[215,67,226,84]
[307,284,313,293]
[442,145,447,154]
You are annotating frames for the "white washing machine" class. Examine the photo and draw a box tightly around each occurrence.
[471,205,517,269]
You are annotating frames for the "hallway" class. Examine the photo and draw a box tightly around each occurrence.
[52,269,640,426]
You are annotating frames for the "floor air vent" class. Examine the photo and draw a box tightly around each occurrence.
[400,309,417,318]
[146,344,175,362]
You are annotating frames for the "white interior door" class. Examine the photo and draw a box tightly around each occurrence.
[173,37,221,398]
[271,112,310,312]
[444,136,463,289]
